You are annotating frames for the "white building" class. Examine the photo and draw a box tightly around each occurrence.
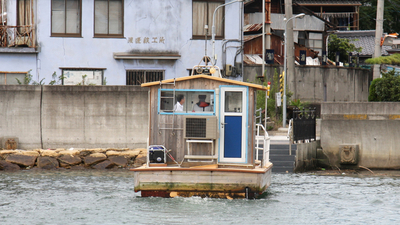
[0,0,243,85]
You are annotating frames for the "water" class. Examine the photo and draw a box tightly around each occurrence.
[1,170,400,225]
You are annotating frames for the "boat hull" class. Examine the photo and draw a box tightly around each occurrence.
[132,163,272,199]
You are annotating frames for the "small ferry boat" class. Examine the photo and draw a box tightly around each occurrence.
[131,69,272,199]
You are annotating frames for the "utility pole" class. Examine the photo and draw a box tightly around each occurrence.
[283,0,293,127]
[373,0,384,79]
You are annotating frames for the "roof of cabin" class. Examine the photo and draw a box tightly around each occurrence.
[141,75,268,91]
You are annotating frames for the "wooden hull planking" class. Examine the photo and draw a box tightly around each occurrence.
[132,163,272,198]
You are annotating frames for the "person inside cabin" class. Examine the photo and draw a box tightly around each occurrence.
[173,94,185,112]
[192,95,213,112]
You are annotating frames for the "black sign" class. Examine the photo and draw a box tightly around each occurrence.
[336,51,340,66]
[293,108,316,142]
[349,52,353,67]
[265,49,274,64]
[300,50,306,65]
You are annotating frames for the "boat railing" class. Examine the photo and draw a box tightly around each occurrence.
[287,118,293,155]
[255,123,270,168]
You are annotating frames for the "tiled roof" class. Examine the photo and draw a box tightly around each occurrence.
[295,0,361,5]
[335,30,391,56]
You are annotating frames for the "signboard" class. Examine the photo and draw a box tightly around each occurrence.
[299,50,306,65]
[265,49,274,64]
[276,92,281,107]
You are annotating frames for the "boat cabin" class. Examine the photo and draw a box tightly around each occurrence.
[133,75,272,198]
[142,75,268,166]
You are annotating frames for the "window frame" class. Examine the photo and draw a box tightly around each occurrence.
[60,68,105,85]
[0,71,27,85]
[51,0,82,37]
[93,0,124,38]
[17,0,31,26]
[192,0,225,40]
[158,89,216,116]
[126,70,164,86]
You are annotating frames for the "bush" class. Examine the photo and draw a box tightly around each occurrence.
[368,78,382,101]
[372,69,400,102]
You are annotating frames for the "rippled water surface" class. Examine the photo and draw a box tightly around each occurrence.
[1,170,400,225]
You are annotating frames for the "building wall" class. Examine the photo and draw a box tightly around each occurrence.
[0,85,149,149]
[1,0,242,84]
[321,103,400,169]
[244,65,371,103]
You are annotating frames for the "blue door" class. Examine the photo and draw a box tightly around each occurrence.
[219,87,247,163]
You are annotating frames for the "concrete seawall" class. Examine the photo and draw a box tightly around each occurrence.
[320,102,400,169]
[0,148,147,171]
[0,85,149,149]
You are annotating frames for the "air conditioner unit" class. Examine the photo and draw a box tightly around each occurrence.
[225,64,232,76]
[184,116,218,139]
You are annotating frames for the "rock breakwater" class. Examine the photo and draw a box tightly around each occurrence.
[0,148,147,171]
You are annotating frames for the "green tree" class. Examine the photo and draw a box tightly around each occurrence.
[365,53,400,65]
[328,34,362,63]
[360,0,400,33]
[370,69,400,101]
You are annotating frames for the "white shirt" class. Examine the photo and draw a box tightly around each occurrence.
[174,101,184,112]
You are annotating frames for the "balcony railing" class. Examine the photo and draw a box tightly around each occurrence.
[0,25,35,48]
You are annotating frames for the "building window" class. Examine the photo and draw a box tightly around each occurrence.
[1,1,7,25]
[0,72,26,85]
[159,89,215,115]
[192,0,224,39]
[94,0,123,37]
[51,0,81,37]
[126,70,164,85]
[61,68,104,85]
[17,0,31,26]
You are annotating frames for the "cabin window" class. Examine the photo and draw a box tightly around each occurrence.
[159,89,215,115]
[126,70,164,85]
[0,72,26,85]
[94,0,124,37]
[61,68,104,85]
[192,0,224,39]
[51,0,82,37]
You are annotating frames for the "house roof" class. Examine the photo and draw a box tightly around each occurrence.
[244,23,263,33]
[294,0,361,6]
[141,75,268,91]
[335,30,391,56]
[244,34,262,42]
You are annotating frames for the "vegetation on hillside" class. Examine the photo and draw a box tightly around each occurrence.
[360,0,400,33]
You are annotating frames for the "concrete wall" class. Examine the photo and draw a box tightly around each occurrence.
[0,85,149,149]
[1,0,242,84]
[244,65,371,103]
[294,140,320,172]
[320,103,400,169]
